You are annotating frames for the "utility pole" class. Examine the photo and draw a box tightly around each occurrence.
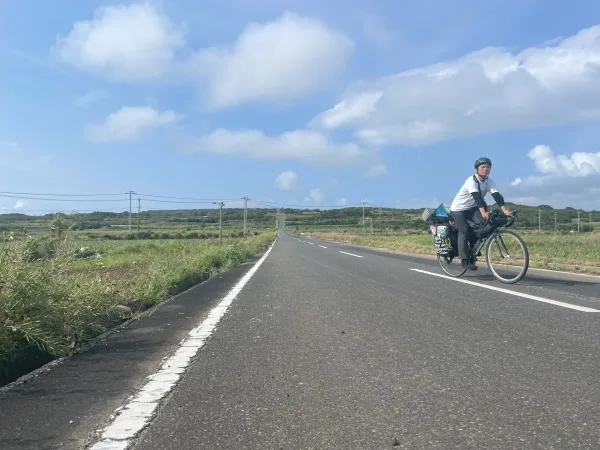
[361,201,367,233]
[578,210,581,232]
[213,202,224,246]
[128,190,136,236]
[554,211,557,233]
[379,208,382,234]
[538,208,541,233]
[138,198,142,239]
[591,212,593,232]
[242,196,249,235]
[137,198,141,238]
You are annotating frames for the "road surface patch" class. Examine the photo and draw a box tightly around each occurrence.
[410,268,600,312]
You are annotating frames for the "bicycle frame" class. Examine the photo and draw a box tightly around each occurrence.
[465,210,518,261]
[471,228,507,262]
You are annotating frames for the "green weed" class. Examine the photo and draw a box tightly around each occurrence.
[0,232,275,376]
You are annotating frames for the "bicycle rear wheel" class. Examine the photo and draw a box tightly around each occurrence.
[437,253,467,277]
[485,230,529,284]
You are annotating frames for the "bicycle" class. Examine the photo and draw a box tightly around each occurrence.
[425,208,529,284]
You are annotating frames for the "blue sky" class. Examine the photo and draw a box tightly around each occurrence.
[1,0,600,214]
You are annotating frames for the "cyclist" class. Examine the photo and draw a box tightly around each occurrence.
[450,157,513,270]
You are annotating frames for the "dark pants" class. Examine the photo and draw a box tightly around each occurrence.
[451,207,488,261]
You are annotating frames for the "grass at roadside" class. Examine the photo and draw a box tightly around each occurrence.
[299,230,600,275]
[0,232,275,378]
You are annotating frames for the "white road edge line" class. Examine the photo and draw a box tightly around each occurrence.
[339,251,363,258]
[318,245,328,248]
[410,268,600,312]
[527,266,600,279]
[89,238,278,450]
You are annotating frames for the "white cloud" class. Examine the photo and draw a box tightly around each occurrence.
[505,174,600,209]
[180,128,378,167]
[313,25,600,147]
[305,188,324,205]
[275,170,298,190]
[364,163,387,178]
[528,144,600,176]
[14,200,24,209]
[74,90,110,107]
[503,145,600,208]
[85,106,184,143]
[336,197,348,206]
[53,6,353,109]
[189,11,354,109]
[52,2,185,82]
[311,91,382,129]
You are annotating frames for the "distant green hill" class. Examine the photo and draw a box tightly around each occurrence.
[0,208,278,234]
[0,203,597,234]
[281,202,598,233]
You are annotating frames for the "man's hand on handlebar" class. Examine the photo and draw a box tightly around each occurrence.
[501,206,514,217]
[479,208,489,221]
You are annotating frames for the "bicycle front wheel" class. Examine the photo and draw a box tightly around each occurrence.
[485,230,529,284]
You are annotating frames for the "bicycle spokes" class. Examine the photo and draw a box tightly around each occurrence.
[437,254,467,277]
[494,235,510,258]
[473,239,485,257]
[487,232,528,282]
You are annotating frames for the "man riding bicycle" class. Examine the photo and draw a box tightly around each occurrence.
[450,157,513,270]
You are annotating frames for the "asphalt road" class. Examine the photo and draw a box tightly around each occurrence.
[1,222,599,449]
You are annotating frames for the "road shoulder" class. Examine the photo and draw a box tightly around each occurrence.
[0,248,271,450]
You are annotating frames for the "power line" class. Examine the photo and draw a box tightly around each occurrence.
[251,198,365,209]
[0,194,129,202]
[0,208,127,213]
[0,191,127,196]
[137,193,239,201]
[248,200,278,207]
[138,198,224,204]
[0,190,389,210]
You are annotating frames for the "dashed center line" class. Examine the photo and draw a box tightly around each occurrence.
[339,251,363,258]
[294,236,362,257]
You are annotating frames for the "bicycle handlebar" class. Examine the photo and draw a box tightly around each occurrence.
[488,209,517,228]
[506,214,516,228]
